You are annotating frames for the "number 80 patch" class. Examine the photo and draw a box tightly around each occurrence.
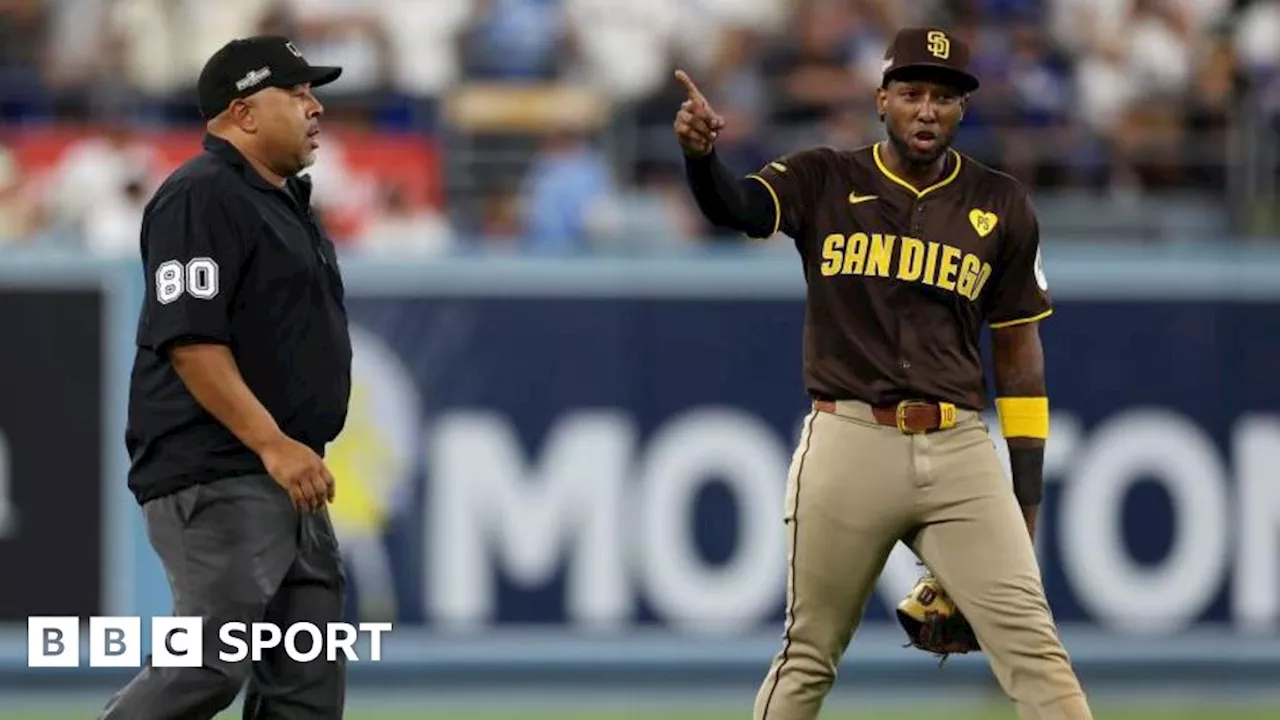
[156,257,219,304]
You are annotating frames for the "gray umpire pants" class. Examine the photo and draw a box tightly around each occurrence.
[100,473,348,720]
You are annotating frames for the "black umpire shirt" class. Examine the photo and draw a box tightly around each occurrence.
[125,133,352,505]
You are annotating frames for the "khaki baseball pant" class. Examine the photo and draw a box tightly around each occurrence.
[753,400,1092,720]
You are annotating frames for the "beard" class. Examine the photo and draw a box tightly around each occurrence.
[265,123,317,177]
[886,123,955,168]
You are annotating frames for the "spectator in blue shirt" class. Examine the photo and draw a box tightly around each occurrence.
[520,129,619,253]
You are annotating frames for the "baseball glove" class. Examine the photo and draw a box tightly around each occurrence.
[896,574,981,664]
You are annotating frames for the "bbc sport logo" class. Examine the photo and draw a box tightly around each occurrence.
[27,616,393,668]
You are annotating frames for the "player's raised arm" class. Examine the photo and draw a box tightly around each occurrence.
[674,70,778,239]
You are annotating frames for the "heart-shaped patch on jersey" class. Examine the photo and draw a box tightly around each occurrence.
[968,209,998,237]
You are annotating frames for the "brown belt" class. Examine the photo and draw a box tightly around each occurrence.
[813,398,959,434]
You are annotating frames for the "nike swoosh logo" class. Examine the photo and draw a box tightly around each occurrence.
[849,192,878,204]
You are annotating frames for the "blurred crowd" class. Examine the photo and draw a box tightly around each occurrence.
[0,0,1278,256]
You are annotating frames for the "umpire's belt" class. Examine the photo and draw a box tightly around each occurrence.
[814,399,959,434]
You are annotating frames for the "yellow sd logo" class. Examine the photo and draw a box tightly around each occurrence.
[927,31,951,60]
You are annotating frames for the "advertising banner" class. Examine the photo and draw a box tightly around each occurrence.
[0,287,104,620]
[326,292,1280,640]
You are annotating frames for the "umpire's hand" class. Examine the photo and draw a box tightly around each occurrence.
[259,436,335,512]
[673,69,725,158]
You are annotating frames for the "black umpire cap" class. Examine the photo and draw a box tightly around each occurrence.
[881,27,980,94]
[196,35,343,120]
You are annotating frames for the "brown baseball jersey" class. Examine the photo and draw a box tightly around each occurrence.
[747,142,1052,410]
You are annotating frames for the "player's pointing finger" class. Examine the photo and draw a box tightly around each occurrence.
[674,69,705,103]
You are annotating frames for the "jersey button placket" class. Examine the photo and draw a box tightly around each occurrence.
[900,199,921,376]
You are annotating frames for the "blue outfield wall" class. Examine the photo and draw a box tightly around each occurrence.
[0,243,1278,687]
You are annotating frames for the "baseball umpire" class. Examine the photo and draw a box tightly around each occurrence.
[674,27,1094,720]
[100,36,350,720]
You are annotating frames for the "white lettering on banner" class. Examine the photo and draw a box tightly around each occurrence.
[423,403,1279,635]
[1060,410,1230,635]
[426,407,792,634]
[635,408,787,632]
[1232,416,1280,633]
[0,427,18,539]
[427,411,633,629]
[27,617,392,667]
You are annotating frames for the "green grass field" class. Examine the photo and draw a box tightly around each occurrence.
[209,712,1265,720]
[312,707,1269,712]
[5,708,1278,720]
[202,707,1259,712]
[244,707,1274,712]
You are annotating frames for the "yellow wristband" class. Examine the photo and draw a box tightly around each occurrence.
[996,397,1050,439]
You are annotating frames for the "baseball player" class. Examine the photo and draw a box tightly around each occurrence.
[674,27,1094,720]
